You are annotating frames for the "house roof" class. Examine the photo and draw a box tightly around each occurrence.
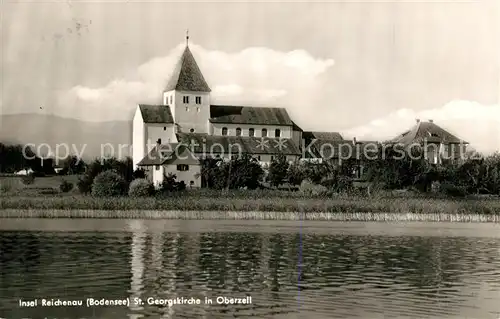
[164,46,211,93]
[305,139,381,160]
[303,131,343,141]
[390,121,468,145]
[292,121,304,132]
[209,105,293,126]
[137,143,204,166]
[138,104,174,124]
[176,133,301,155]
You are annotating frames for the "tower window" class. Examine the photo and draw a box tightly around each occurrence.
[195,96,201,104]
[249,128,255,137]
[236,127,242,136]
[183,96,189,104]
[262,128,267,137]
[275,129,281,137]
[163,127,166,131]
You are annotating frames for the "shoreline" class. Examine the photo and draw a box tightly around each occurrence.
[1,209,500,222]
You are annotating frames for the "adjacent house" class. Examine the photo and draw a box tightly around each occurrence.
[388,119,468,164]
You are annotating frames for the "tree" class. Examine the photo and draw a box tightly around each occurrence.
[268,154,289,187]
[61,155,86,175]
[197,154,264,190]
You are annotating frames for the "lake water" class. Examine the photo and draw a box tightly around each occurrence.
[1,219,500,319]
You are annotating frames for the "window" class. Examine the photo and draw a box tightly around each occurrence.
[195,96,201,104]
[257,155,261,161]
[271,156,274,161]
[177,164,189,171]
[170,96,173,104]
[190,128,195,133]
[236,127,242,136]
[185,106,189,111]
[155,165,160,171]
[222,127,228,136]
[275,129,281,137]
[163,127,166,131]
[262,128,267,137]
[190,181,194,186]
[183,96,189,104]
[249,128,255,137]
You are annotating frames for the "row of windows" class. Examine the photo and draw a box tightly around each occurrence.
[183,96,202,104]
[166,95,203,105]
[221,127,281,137]
[155,164,189,171]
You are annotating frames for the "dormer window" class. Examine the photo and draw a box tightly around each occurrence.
[195,96,201,104]
[249,128,255,137]
[236,127,242,136]
[262,128,267,137]
[183,96,189,104]
[222,127,228,136]
[275,129,281,137]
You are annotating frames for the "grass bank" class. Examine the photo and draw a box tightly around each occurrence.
[1,195,500,221]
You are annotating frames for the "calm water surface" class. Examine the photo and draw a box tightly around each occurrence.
[1,219,500,319]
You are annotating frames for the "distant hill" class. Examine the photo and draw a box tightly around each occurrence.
[0,114,132,161]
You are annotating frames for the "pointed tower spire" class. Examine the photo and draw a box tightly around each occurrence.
[164,32,211,92]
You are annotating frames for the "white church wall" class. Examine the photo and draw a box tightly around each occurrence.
[132,106,145,169]
[210,123,292,138]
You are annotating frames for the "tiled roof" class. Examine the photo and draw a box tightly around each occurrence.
[292,121,304,132]
[305,139,381,160]
[209,105,293,126]
[176,133,301,156]
[390,121,468,145]
[137,143,181,166]
[165,46,211,93]
[303,131,343,141]
[138,105,174,124]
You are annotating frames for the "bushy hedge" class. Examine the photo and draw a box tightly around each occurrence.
[91,170,128,197]
[299,179,329,196]
[21,173,35,185]
[128,178,154,197]
[59,180,74,193]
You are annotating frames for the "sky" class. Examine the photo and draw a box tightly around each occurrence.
[2,0,500,153]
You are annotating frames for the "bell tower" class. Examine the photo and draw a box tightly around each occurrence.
[163,31,211,134]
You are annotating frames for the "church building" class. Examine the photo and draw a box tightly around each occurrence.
[133,35,315,187]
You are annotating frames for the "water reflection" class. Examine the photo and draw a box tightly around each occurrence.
[0,221,500,318]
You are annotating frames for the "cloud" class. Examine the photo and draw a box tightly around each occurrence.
[58,43,334,121]
[345,100,500,154]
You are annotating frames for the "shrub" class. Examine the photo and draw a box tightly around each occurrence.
[91,170,128,197]
[439,182,467,198]
[77,175,93,194]
[299,179,329,197]
[132,169,146,179]
[0,182,12,194]
[21,173,35,185]
[128,179,154,197]
[59,180,74,193]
